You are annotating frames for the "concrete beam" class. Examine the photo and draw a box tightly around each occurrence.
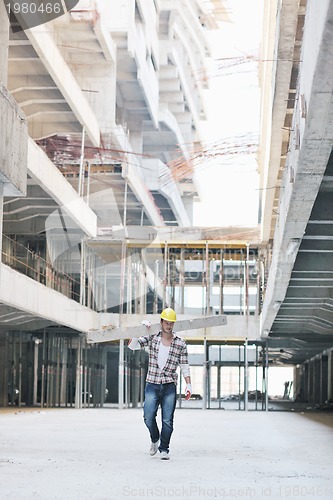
[0,84,28,196]
[261,1,333,335]
[259,0,300,242]
[25,25,100,146]
[0,263,101,333]
[87,313,259,343]
[142,158,191,226]
[126,163,165,226]
[28,139,97,237]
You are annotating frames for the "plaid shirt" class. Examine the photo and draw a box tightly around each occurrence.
[138,331,189,385]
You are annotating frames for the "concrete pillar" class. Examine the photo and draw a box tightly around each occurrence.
[0,1,9,264]
[320,354,328,405]
[303,362,309,402]
[129,128,143,156]
[182,196,193,224]
[0,331,8,406]
[308,360,314,403]
[131,350,141,408]
[0,1,9,86]
[328,350,333,401]
[294,365,301,400]
[314,357,321,405]
[118,339,124,409]
[0,0,8,262]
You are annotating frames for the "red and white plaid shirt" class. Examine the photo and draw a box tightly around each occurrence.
[137,331,189,385]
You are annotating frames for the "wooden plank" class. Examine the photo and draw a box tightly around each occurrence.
[86,315,227,344]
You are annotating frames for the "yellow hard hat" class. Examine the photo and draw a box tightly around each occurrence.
[160,308,177,322]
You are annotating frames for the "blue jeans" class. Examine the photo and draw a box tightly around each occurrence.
[143,382,177,453]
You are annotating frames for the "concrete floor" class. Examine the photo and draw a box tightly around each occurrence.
[0,407,332,499]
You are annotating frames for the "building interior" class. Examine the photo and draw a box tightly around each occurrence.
[1,0,333,414]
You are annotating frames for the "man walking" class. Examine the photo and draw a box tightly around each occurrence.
[128,308,192,460]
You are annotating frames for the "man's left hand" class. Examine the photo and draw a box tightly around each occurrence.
[185,384,192,400]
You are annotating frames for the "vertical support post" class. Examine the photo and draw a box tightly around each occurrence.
[163,242,168,308]
[124,344,129,408]
[119,238,126,408]
[238,345,241,410]
[86,161,91,206]
[255,344,258,411]
[18,331,22,407]
[217,344,221,409]
[60,338,67,406]
[201,250,205,315]
[140,248,147,314]
[219,248,224,314]
[244,243,250,411]
[75,337,82,409]
[244,340,248,411]
[127,250,132,314]
[207,344,211,409]
[153,259,159,314]
[83,343,87,408]
[119,241,126,315]
[205,241,210,315]
[78,127,85,197]
[180,248,185,314]
[245,243,250,317]
[256,256,261,315]
[33,339,39,406]
[134,256,139,314]
[41,330,46,408]
[328,349,333,402]
[0,331,8,407]
[104,265,107,312]
[202,335,208,410]
[265,340,269,411]
[118,339,124,409]
[170,251,175,309]
[0,0,9,86]
[240,249,244,314]
[123,178,128,227]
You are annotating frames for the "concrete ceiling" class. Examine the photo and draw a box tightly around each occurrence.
[260,0,333,366]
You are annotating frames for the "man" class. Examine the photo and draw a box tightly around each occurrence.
[128,307,192,460]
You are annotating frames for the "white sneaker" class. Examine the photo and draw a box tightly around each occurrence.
[160,451,170,460]
[149,441,159,456]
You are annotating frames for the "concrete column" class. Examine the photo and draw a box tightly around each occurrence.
[320,354,328,405]
[314,357,321,405]
[0,0,11,272]
[118,339,124,409]
[294,365,301,400]
[307,360,313,403]
[129,128,143,157]
[179,249,185,314]
[132,350,140,408]
[328,350,333,401]
[303,362,309,402]
[0,1,9,86]
[0,331,8,407]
